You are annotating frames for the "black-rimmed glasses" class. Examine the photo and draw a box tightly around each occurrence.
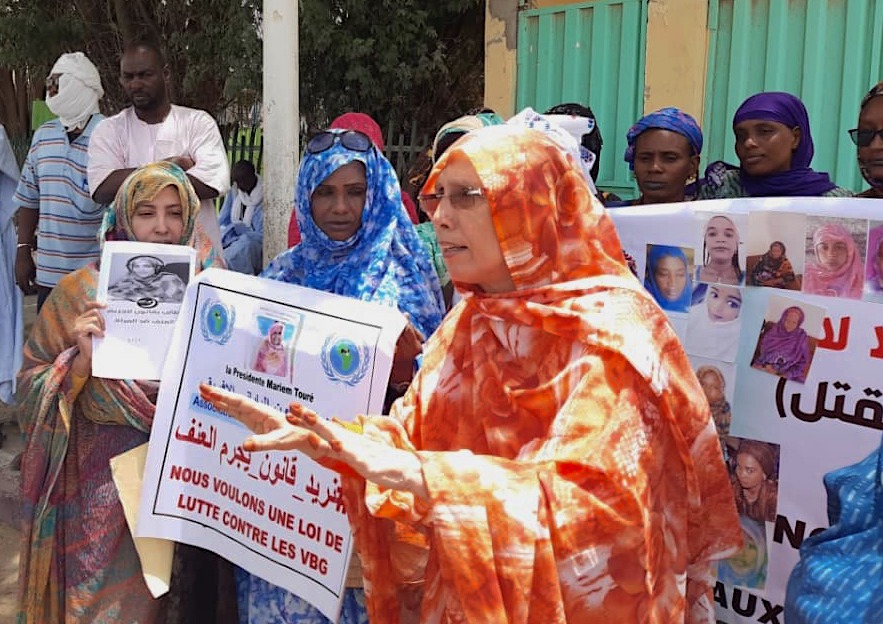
[848,128,883,147]
[306,130,373,154]
[417,188,486,216]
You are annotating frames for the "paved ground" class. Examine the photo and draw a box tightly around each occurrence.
[0,294,36,621]
[0,423,23,623]
[0,520,19,621]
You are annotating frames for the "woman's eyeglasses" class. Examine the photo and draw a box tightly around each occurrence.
[417,188,485,215]
[848,128,883,147]
[306,130,373,154]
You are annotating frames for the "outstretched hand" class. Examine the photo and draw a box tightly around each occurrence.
[198,384,428,498]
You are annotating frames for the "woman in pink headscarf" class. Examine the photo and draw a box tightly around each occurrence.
[803,223,864,299]
[253,322,288,378]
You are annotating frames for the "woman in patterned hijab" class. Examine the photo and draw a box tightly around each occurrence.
[15,162,226,623]
[238,129,445,624]
[263,129,444,340]
[202,126,740,623]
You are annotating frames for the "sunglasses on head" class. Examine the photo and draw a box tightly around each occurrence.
[306,130,373,155]
[848,128,883,147]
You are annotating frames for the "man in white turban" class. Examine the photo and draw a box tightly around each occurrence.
[14,51,105,310]
[45,52,104,131]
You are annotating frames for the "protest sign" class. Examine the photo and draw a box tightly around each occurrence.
[610,196,883,624]
[93,241,196,380]
[137,268,407,621]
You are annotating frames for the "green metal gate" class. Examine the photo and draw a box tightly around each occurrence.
[704,0,883,193]
[516,0,648,199]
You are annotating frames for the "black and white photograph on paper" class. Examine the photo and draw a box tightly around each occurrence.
[93,241,197,380]
[106,252,191,306]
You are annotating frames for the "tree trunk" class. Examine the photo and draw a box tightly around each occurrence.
[0,67,29,136]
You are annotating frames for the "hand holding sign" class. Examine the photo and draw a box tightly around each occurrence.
[198,384,428,498]
[72,301,106,377]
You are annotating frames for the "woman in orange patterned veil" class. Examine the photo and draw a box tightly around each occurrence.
[201,126,741,623]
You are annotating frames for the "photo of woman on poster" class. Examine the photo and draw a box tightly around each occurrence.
[748,241,798,289]
[696,215,743,285]
[685,284,743,362]
[107,254,187,304]
[747,211,808,291]
[253,321,290,379]
[696,364,732,454]
[803,221,865,299]
[863,223,883,302]
[728,437,780,523]
[643,244,693,312]
[751,305,814,383]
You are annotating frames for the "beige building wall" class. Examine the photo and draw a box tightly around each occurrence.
[643,0,709,122]
[485,0,711,123]
[484,0,519,118]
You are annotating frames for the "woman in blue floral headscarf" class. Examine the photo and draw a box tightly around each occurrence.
[263,129,444,340]
[607,107,703,207]
[239,128,445,624]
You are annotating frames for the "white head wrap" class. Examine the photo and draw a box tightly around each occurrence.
[507,107,598,194]
[45,52,103,131]
[544,113,598,174]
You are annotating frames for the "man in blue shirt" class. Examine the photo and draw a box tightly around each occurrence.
[14,52,105,311]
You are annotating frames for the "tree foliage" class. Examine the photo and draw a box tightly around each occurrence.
[0,0,262,135]
[299,0,486,133]
[0,0,484,141]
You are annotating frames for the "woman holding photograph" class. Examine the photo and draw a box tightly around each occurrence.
[644,244,693,312]
[15,162,229,624]
[107,254,186,303]
[239,127,445,623]
[751,306,812,383]
[686,284,742,361]
[749,241,798,289]
[696,215,743,285]
[201,126,740,623]
[803,222,864,299]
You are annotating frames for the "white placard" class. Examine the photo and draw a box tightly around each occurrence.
[93,241,196,380]
[137,268,407,621]
[611,197,883,624]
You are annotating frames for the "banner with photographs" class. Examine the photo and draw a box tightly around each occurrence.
[609,197,883,624]
[137,268,407,622]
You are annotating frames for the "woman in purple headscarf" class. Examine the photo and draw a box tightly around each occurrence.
[751,305,813,382]
[607,107,703,206]
[699,92,851,199]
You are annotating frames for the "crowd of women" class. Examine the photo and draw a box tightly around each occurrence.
[12,80,883,624]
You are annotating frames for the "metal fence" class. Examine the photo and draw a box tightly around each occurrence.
[382,120,431,181]
[224,119,431,183]
[10,118,431,185]
[225,124,263,171]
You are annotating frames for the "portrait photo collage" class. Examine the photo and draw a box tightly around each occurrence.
[636,210,883,591]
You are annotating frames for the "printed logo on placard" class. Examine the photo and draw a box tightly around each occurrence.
[137,296,158,309]
[321,335,370,386]
[200,299,235,345]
